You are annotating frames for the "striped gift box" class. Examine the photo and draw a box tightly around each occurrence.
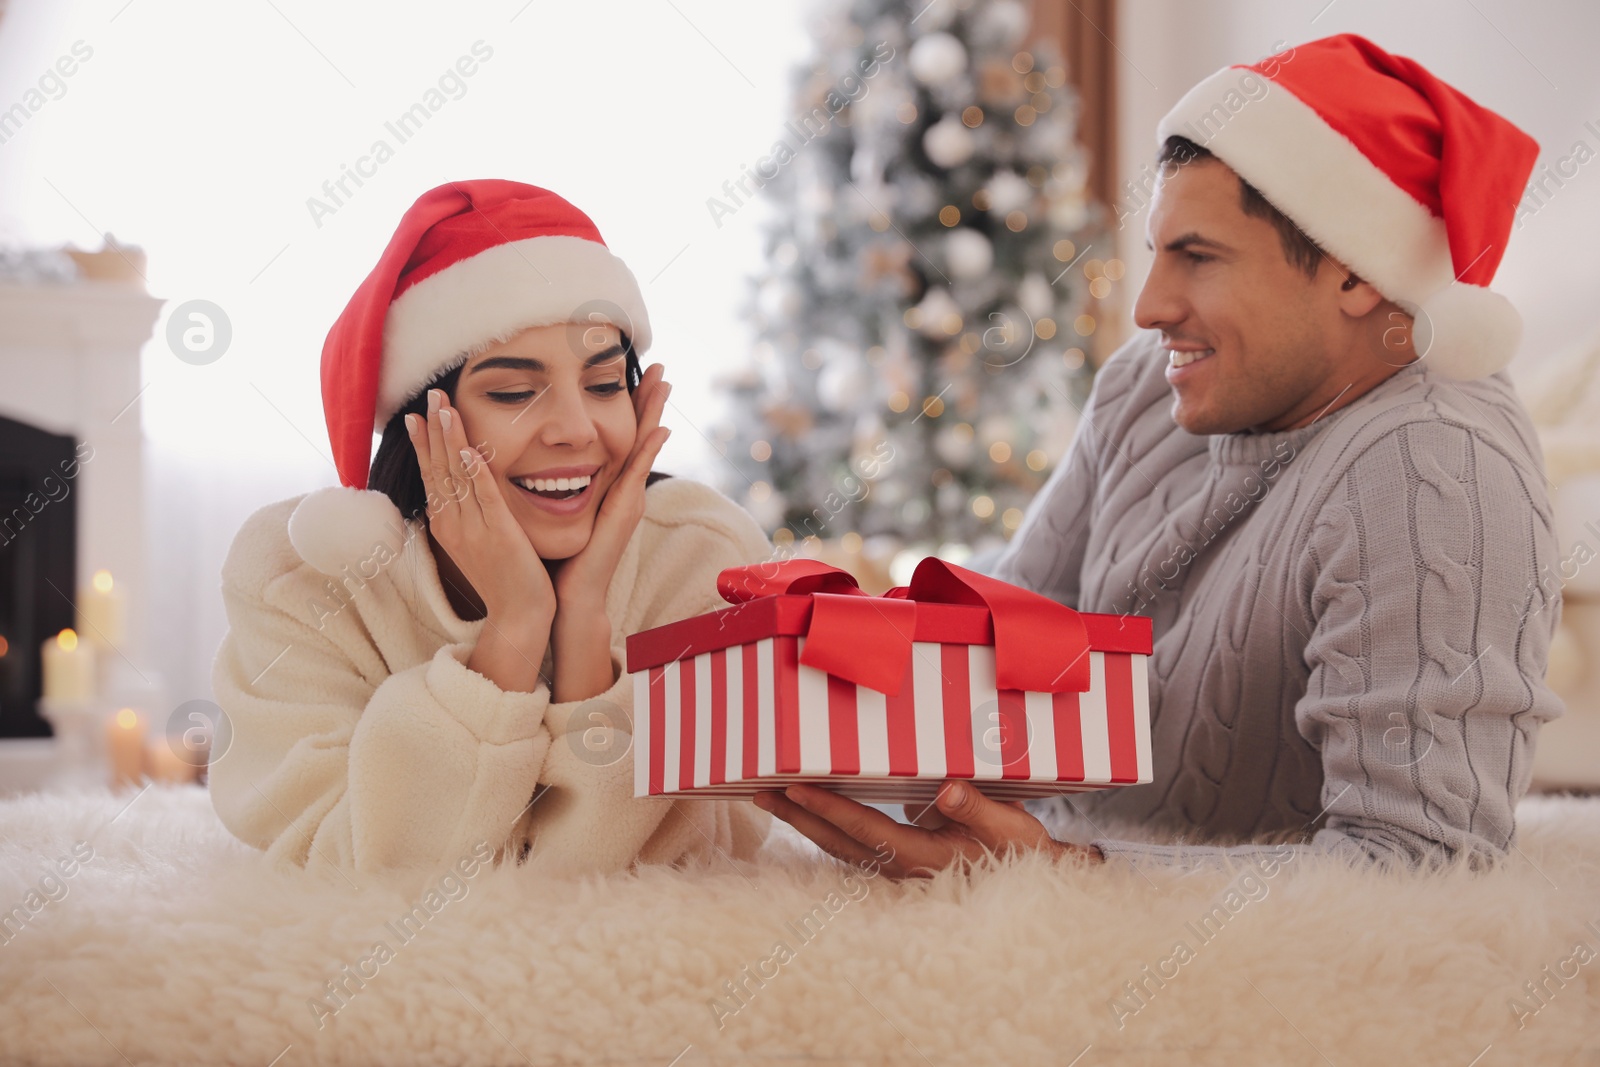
[627,594,1152,803]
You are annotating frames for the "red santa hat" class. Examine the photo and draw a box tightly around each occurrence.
[288,179,652,575]
[1156,33,1539,380]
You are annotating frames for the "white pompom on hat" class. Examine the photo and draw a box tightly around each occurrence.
[1155,34,1539,380]
[288,179,651,575]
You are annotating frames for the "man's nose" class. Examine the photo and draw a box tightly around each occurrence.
[1132,260,1182,333]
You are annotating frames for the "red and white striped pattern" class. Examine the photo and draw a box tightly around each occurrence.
[634,636,1151,802]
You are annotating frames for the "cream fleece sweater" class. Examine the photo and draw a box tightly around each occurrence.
[209,477,776,876]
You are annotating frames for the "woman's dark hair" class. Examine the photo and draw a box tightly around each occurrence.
[367,332,667,522]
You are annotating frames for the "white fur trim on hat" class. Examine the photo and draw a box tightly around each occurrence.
[1157,67,1455,304]
[1156,67,1520,378]
[377,234,652,429]
[287,486,413,578]
[1414,283,1523,381]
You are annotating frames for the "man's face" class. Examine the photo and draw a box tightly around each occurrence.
[1133,160,1344,435]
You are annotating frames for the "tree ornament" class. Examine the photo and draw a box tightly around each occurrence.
[914,286,963,337]
[935,424,976,465]
[909,32,968,86]
[923,116,975,168]
[817,356,871,412]
[984,169,1033,215]
[972,0,1030,49]
[945,228,994,279]
[1018,272,1054,320]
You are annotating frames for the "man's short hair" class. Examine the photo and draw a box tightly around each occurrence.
[1156,135,1325,280]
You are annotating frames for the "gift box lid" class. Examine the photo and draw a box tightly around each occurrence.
[627,595,1151,674]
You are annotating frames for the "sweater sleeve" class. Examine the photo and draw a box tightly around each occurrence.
[1089,418,1566,872]
[209,541,550,876]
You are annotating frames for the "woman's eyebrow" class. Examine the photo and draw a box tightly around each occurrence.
[583,344,627,367]
[467,345,627,376]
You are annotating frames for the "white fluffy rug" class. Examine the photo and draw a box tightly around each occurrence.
[1,784,1597,1066]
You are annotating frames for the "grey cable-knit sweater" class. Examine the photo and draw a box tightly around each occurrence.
[993,330,1564,870]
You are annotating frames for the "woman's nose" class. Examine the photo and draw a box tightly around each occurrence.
[536,386,599,448]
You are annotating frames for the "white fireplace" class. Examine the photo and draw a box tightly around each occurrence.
[0,273,163,792]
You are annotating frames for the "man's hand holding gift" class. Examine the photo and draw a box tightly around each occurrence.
[629,558,1150,874]
[754,780,1105,879]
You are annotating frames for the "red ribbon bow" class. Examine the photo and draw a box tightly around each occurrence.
[715,557,1091,697]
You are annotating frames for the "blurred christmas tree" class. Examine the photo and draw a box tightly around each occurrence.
[714,0,1109,555]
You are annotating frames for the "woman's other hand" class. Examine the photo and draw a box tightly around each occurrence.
[544,362,670,702]
[549,362,671,614]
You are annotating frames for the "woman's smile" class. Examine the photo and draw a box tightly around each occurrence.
[508,463,603,516]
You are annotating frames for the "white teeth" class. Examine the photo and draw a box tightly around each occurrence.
[515,475,592,493]
[1168,348,1216,368]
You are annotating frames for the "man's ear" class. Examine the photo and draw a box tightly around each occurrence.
[1334,272,1385,318]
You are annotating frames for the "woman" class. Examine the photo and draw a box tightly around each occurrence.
[208,180,774,874]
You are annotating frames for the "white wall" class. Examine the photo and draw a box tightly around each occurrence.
[1110,0,1600,372]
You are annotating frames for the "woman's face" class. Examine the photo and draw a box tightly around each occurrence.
[448,321,637,560]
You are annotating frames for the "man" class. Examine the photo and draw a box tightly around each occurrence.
[753,33,1561,875]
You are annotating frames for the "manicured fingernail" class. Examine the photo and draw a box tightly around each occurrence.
[428,389,439,413]
[439,408,452,431]
[943,781,968,804]
[459,448,475,467]
[404,414,417,434]
[786,786,810,809]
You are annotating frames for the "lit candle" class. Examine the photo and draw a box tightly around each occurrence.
[78,570,126,647]
[41,629,96,703]
[107,707,147,788]
[143,737,197,785]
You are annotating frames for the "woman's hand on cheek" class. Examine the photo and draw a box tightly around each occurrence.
[550,363,672,614]
[407,388,556,629]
